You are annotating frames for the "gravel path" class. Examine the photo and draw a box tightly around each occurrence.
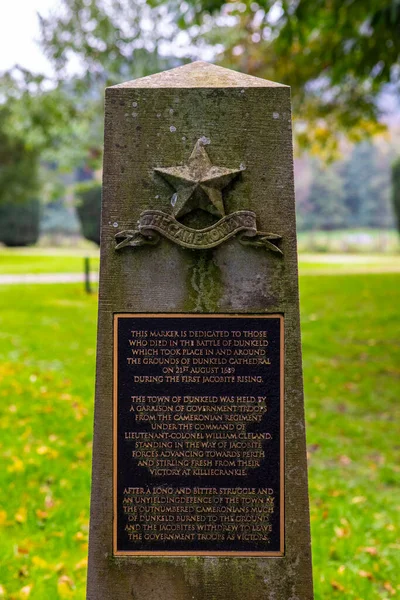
[0,273,99,285]
[1,266,399,285]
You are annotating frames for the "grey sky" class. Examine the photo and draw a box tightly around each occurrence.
[0,0,57,75]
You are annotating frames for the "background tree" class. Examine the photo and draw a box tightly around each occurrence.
[75,182,102,245]
[0,199,41,247]
[190,0,400,156]
[341,142,393,229]
[38,0,400,158]
[297,159,347,231]
[392,158,400,234]
[0,70,76,206]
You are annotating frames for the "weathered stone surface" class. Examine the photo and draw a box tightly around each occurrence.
[87,61,313,599]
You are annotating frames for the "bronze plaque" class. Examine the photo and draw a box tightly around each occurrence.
[113,314,284,556]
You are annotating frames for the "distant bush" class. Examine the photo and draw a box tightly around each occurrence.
[392,158,400,235]
[41,199,80,236]
[75,182,102,245]
[0,199,41,246]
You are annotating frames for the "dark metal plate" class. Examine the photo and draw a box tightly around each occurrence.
[113,314,284,556]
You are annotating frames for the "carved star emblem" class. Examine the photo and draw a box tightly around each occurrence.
[154,139,243,219]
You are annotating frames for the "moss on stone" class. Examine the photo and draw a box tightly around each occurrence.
[185,249,224,312]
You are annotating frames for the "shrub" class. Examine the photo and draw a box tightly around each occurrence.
[75,182,102,245]
[0,199,41,246]
[391,158,400,235]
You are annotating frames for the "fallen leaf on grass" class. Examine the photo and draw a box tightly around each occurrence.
[351,496,366,505]
[334,526,350,538]
[35,510,48,520]
[74,558,87,570]
[31,556,48,569]
[331,580,345,592]
[358,570,374,580]
[18,566,29,579]
[19,585,32,598]
[363,546,378,556]
[308,444,320,454]
[15,508,27,524]
[383,582,396,595]
[8,458,24,474]
[57,575,75,599]
[45,495,55,509]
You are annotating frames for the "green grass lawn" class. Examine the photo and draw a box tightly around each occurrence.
[0,249,399,276]
[0,254,100,275]
[0,275,399,599]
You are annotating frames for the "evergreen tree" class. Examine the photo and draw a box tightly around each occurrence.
[392,158,400,234]
[341,143,393,228]
[301,160,348,231]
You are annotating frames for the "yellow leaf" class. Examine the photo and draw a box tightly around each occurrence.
[0,510,7,526]
[8,458,24,473]
[19,585,32,598]
[37,446,49,456]
[32,556,48,569]
[351,496,366,505]
[75,558,88,570]
[15,507,27,524]
[57,575,75,599]
[0,584,6,597]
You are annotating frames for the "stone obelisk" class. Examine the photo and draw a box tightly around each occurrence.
[87,61,313,599]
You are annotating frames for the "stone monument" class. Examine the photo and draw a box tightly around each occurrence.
[87,61,313,599]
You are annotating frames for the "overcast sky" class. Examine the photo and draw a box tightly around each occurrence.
[0,0,59,75]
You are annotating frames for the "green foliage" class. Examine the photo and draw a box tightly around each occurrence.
[36,0,178,173]
[0,70,76,206]
[36,0,400,162]
[0,199,41,247]
[75,182,102,245]
[39,0,175,88]
[391,158,400,234]
[192,0,397,155]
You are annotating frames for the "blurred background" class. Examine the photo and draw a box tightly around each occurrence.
[0,1,399,599]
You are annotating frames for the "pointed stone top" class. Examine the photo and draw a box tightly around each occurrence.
[110,61,287,89]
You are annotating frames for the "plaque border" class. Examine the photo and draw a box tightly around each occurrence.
[113,313,284,557]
